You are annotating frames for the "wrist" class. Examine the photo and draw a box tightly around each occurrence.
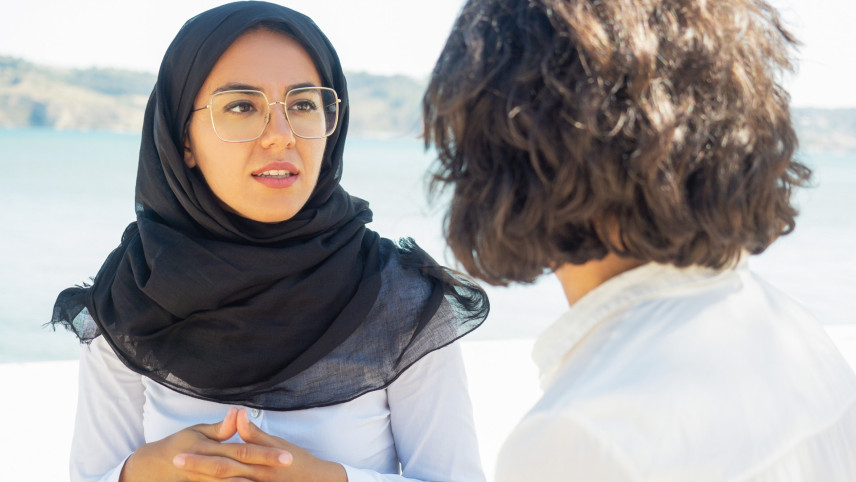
[330,462,350,482]
[305,458,347,482]
[324,461,347,482]
[118,451,136,482]
[118,442,155,482]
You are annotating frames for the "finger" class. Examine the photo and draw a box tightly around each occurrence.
[192,407,239,442]
[174,452,264,480]
[221,442,293,467]
[217,407,239,440]
[176,425,291,468]
[236,408,277,446]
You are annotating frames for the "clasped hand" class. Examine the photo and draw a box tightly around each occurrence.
[120,407,347,481]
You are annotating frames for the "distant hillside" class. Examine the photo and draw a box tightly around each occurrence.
[0,57,153,132]
[345,71,425,138]
[1,56,855,150]
[0,56,425,138]
[792,108,856,152]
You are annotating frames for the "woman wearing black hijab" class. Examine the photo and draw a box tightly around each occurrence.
[52,2,487,481]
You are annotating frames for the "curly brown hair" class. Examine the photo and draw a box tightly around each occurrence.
[423,0,811,286]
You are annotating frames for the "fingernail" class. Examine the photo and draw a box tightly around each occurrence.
[173,455,186,467]
[278,452,293,465]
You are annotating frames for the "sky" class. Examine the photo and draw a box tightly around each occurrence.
[1,0,854,107]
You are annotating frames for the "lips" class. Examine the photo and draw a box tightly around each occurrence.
[251,162,299,189]
[252,162,298,178]
[253,169,293,178]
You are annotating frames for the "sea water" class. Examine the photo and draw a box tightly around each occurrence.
[1,128,854,362]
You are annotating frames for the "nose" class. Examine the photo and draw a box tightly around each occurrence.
[259,103,296,149]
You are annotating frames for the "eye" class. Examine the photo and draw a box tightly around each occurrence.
[224,100,257,114]
[289,99,318,113]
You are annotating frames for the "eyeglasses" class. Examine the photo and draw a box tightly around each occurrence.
[192,87,340,142]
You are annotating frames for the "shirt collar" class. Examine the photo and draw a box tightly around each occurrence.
[532,259,745,388]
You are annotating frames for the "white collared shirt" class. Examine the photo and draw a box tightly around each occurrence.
[497,261,856,481]
[71,337,484,482]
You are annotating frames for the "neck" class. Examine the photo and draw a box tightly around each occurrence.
[554,253,644,306]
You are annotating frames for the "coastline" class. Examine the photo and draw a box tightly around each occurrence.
[1,326,854,481]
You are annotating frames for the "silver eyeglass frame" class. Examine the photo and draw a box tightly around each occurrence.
[191,86,341,142]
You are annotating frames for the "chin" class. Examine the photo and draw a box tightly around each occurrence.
[249,213,295,224]
[244,208,300,224]
[234,198,305,224]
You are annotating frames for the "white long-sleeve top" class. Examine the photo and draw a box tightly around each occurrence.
[497,261,856,481]
[71,336,484,482]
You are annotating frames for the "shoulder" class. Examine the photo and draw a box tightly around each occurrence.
[365,238,440,330]
[523,265,856,480]
[390,341,465,390]
[377,237,435,300]
[496,409,637,482]
[375,237,460,336]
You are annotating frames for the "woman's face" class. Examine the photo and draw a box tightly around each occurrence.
[185,29,328,223]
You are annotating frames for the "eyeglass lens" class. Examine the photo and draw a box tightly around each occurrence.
[210,88,337,141]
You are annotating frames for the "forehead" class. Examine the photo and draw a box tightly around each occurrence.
[201,29,322,93]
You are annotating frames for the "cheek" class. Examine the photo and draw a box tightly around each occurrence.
[304,142,327,185]
[189,141,248,196]
[185,117,218,169]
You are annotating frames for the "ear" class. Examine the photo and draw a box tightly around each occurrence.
[183,136,197,168]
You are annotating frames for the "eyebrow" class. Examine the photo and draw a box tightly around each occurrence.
[211,82,320,95]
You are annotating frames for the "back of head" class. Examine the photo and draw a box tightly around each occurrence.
[423,0,810,285]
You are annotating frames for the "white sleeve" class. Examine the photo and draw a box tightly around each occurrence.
[495,412,635,482]
[70,336,146,482]
[343,342,486,482]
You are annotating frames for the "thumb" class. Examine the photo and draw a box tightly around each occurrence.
[237,408,275,445]
[194,407,238,441]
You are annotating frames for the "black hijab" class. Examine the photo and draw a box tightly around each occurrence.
[51,1,487,410]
